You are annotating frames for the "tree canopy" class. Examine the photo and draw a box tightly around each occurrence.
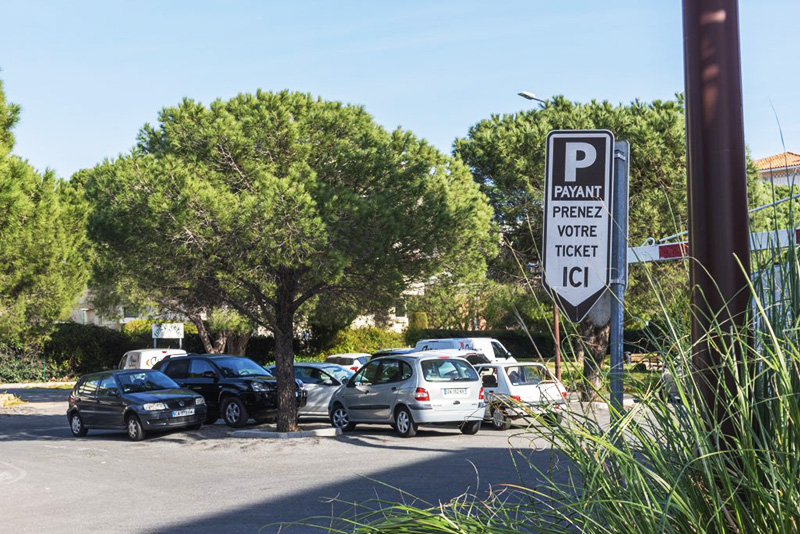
[0,78,89,347]
[83,90,496,430]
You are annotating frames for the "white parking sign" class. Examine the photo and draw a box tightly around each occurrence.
[542,130,614,322]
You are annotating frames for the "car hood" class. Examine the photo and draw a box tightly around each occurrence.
[125,389,200,403]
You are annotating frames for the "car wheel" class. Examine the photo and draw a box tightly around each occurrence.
[394,406,417,438]
[330,403,356,432]
[126,415,146,441]
[490,407,511,430]
[222,397,249,428]
[460,420,481,435]
[69,412,88,437]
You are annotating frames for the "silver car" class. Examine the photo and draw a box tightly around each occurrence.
[266,363,353,418]
[328,353,484,437]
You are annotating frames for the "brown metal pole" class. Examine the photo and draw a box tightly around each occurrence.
[554,302,561,381]
[682,0,750,441]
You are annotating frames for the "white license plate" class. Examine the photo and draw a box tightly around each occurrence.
[172,408,195,417]
[443,388,467,396]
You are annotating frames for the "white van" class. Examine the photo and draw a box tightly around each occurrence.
[413,338,517,363]
[118,348,187,370]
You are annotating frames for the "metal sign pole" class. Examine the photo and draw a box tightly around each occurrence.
[609,140,629,418]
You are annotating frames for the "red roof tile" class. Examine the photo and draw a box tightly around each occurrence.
[755,152,800,171]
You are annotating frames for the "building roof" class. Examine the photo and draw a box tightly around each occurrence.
[755,152,800,172]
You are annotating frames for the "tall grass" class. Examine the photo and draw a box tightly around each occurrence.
[315,189,800,532]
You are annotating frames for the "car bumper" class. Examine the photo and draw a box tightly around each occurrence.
[139,406,207,429]
[487,401,563,419]
[408,404,484,424]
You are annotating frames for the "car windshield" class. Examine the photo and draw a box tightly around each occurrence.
[421,359,478,382]
[214,357,271,378]
[322,366,353,381]
[504,365,550,386]
[117,371,179,393]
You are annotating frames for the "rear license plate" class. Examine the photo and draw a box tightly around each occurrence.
[172,408,195,417]
[443,388,467,396]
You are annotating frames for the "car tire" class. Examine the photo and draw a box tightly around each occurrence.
[460,420,481,435]
[126,414,146,441]
[490,407,511,431]
[221,397,249,428]
[330,403,356,432]
[394,406,417,438]
[69,412,88,437]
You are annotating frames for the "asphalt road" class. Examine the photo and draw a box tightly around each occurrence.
[0,387,580,533]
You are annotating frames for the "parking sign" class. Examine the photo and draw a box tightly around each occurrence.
[542,130,614,322]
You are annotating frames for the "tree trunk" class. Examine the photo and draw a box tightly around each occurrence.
[227,331,251,356]
[580,317,610,402]
[192,317,217,354]
[274,271,298,432]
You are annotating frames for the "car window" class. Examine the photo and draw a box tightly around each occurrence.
[162,359,190,379]
[97,374,118,397]
[213,357,271,378]
[322,366,352,382]
[492,342,510,360]
[78,376,100,396]
[189,359,216,378]
[354,361,380,385]
[400,362,413,381]
[295,366,326,385]
[374,360,402,384]
[421,359,478,382]
[117,371,180,393]
[504,365,548,386]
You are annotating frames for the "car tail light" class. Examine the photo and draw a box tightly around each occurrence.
[478,387,484,401]
[511,395,521,402]
[414,387,430,401]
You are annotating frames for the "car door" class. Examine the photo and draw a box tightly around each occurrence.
[185,358,222,408]
[95,373,125,428]
[478,366,502,404]
[359,359,407,421]
[293,366,336,416]
[76,375,101,425]
[338,360,381,422]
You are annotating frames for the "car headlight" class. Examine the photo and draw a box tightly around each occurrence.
[142,402,167,411]
[251,381,270,392]
[195,397,205,406]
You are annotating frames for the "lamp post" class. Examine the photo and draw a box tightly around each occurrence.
[519,92,561,380]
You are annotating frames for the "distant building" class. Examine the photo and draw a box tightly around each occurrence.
[755,152,800,186]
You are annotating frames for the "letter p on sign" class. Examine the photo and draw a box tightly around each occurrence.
[564,142,597,182]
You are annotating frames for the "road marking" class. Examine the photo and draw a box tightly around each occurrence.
[0,461,26,486]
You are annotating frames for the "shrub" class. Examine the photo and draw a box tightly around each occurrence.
[327,328,405,355]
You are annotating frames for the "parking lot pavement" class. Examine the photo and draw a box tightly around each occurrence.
[0,388,567,533]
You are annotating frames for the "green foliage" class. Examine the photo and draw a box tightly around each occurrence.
[326,327,404,355]
[42,323,136,377]
[408,312,428,330]
[0,78,90,348]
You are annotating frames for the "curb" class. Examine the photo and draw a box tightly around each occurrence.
[231,427,342,439]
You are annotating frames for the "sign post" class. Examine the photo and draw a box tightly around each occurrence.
[151,323,185,349]
[543,130,615,322]
[609,140,629,416]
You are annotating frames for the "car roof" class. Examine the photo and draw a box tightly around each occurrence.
[475,362,546,368]
[409,349,482,358]
[268,362,342,369]
[325,353,370,358]
[80,369,162,378]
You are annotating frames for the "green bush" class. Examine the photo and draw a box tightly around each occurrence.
[327,327,405,355]
[42,322,136,377]
[408,312,429,330]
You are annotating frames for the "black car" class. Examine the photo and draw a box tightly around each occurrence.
[67,369,207,441]
[153,354,307,427]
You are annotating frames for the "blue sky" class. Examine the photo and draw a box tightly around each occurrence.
[1,1,797,179]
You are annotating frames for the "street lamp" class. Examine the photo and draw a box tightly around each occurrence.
[519,91,560,381]
[517,91,547,105]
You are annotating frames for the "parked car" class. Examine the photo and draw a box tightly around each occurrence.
[328,353,484,437]
[474,363,567,430]
[370,348,416,358]
[118,348,187,370]
[413,338,517,363]
[266,363,353,418]
[67,369,206,441]
[324,353,370,373]
[153,354,307,427]
[394,348,490,366]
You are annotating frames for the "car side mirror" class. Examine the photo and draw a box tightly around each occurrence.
[203,371,217,380]
[482,375,498,388]
[109,389,120,397]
